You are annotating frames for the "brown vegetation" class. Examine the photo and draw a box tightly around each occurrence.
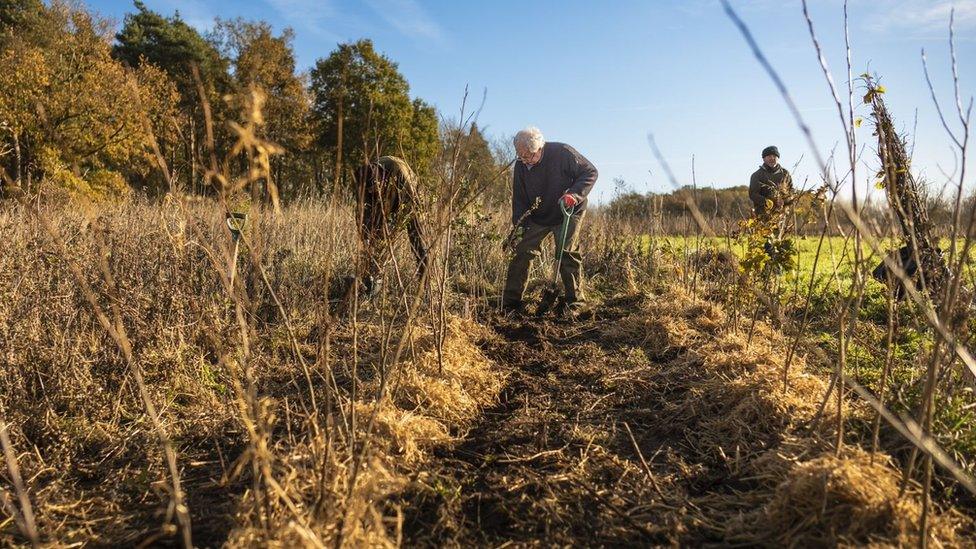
[2,197,972,546]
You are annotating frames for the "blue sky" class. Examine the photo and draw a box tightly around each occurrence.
[85,0,975,204]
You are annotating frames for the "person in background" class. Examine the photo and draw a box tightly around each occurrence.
[351,156,428,297]
[749,145,792,217]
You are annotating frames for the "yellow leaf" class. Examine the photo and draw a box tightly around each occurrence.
[874,180,885,190]
[854,117,863,128]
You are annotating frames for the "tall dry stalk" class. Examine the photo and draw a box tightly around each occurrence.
[5,181,194,547]
[0,418,39,547]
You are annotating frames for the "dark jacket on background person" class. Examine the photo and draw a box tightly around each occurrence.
[749,163,792,215]
[353,156,428,278]
[871,245,945,300]
[512,142,598,226]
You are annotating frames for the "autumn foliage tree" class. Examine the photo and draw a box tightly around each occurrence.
[0,3,446,203]
[113,1,232,194]
[213,18,314,201]
[0,0,179,199]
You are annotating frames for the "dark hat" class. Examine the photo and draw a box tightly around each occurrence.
[762,145,780,158]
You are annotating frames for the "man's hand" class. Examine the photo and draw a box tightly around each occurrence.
[561,194,578,208]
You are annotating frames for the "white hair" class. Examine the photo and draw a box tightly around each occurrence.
[513,127,545,152]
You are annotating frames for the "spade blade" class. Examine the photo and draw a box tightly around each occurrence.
[536,286,559,316]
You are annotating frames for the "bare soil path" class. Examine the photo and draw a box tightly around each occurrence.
[397,293,747,546]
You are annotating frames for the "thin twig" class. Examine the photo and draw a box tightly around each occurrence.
[0,420,39,547]
[622,422,667,500]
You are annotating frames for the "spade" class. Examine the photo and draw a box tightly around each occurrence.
[536,200,576,316]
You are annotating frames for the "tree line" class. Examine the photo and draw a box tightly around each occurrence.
[606,181,976,237]
[0,0,507,203]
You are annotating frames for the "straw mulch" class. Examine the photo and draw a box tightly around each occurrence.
[223,316,507,547]
[597,285,967,546]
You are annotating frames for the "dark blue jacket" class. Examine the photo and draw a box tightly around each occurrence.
[512,142,598,226]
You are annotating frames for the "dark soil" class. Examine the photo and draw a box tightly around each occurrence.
[397,294,747,546]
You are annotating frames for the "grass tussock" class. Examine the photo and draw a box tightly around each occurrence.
[358,317,504,466]
[750,449,964,547]
[383,318,503,429]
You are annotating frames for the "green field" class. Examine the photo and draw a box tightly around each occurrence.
[651,233,976,468]
[653,234,976,295]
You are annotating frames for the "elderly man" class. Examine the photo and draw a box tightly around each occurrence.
[749,145,793,216]
[502,127,598,316]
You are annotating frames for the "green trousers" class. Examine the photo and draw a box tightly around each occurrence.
[503,213,585,307]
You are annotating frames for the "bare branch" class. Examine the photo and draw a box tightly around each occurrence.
[646,134,714,238]
[0,420,39,548]
[721,0,830,177]
[922,50,963,149]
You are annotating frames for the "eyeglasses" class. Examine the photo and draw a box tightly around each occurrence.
[516,149,541,164]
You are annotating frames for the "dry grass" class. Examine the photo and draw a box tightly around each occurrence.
[0,197,505,546]
[1,196,972,546]
[382,318,503,428]
[754,449,963,547]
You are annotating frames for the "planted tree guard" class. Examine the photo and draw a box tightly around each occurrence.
[866,80,950,307]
